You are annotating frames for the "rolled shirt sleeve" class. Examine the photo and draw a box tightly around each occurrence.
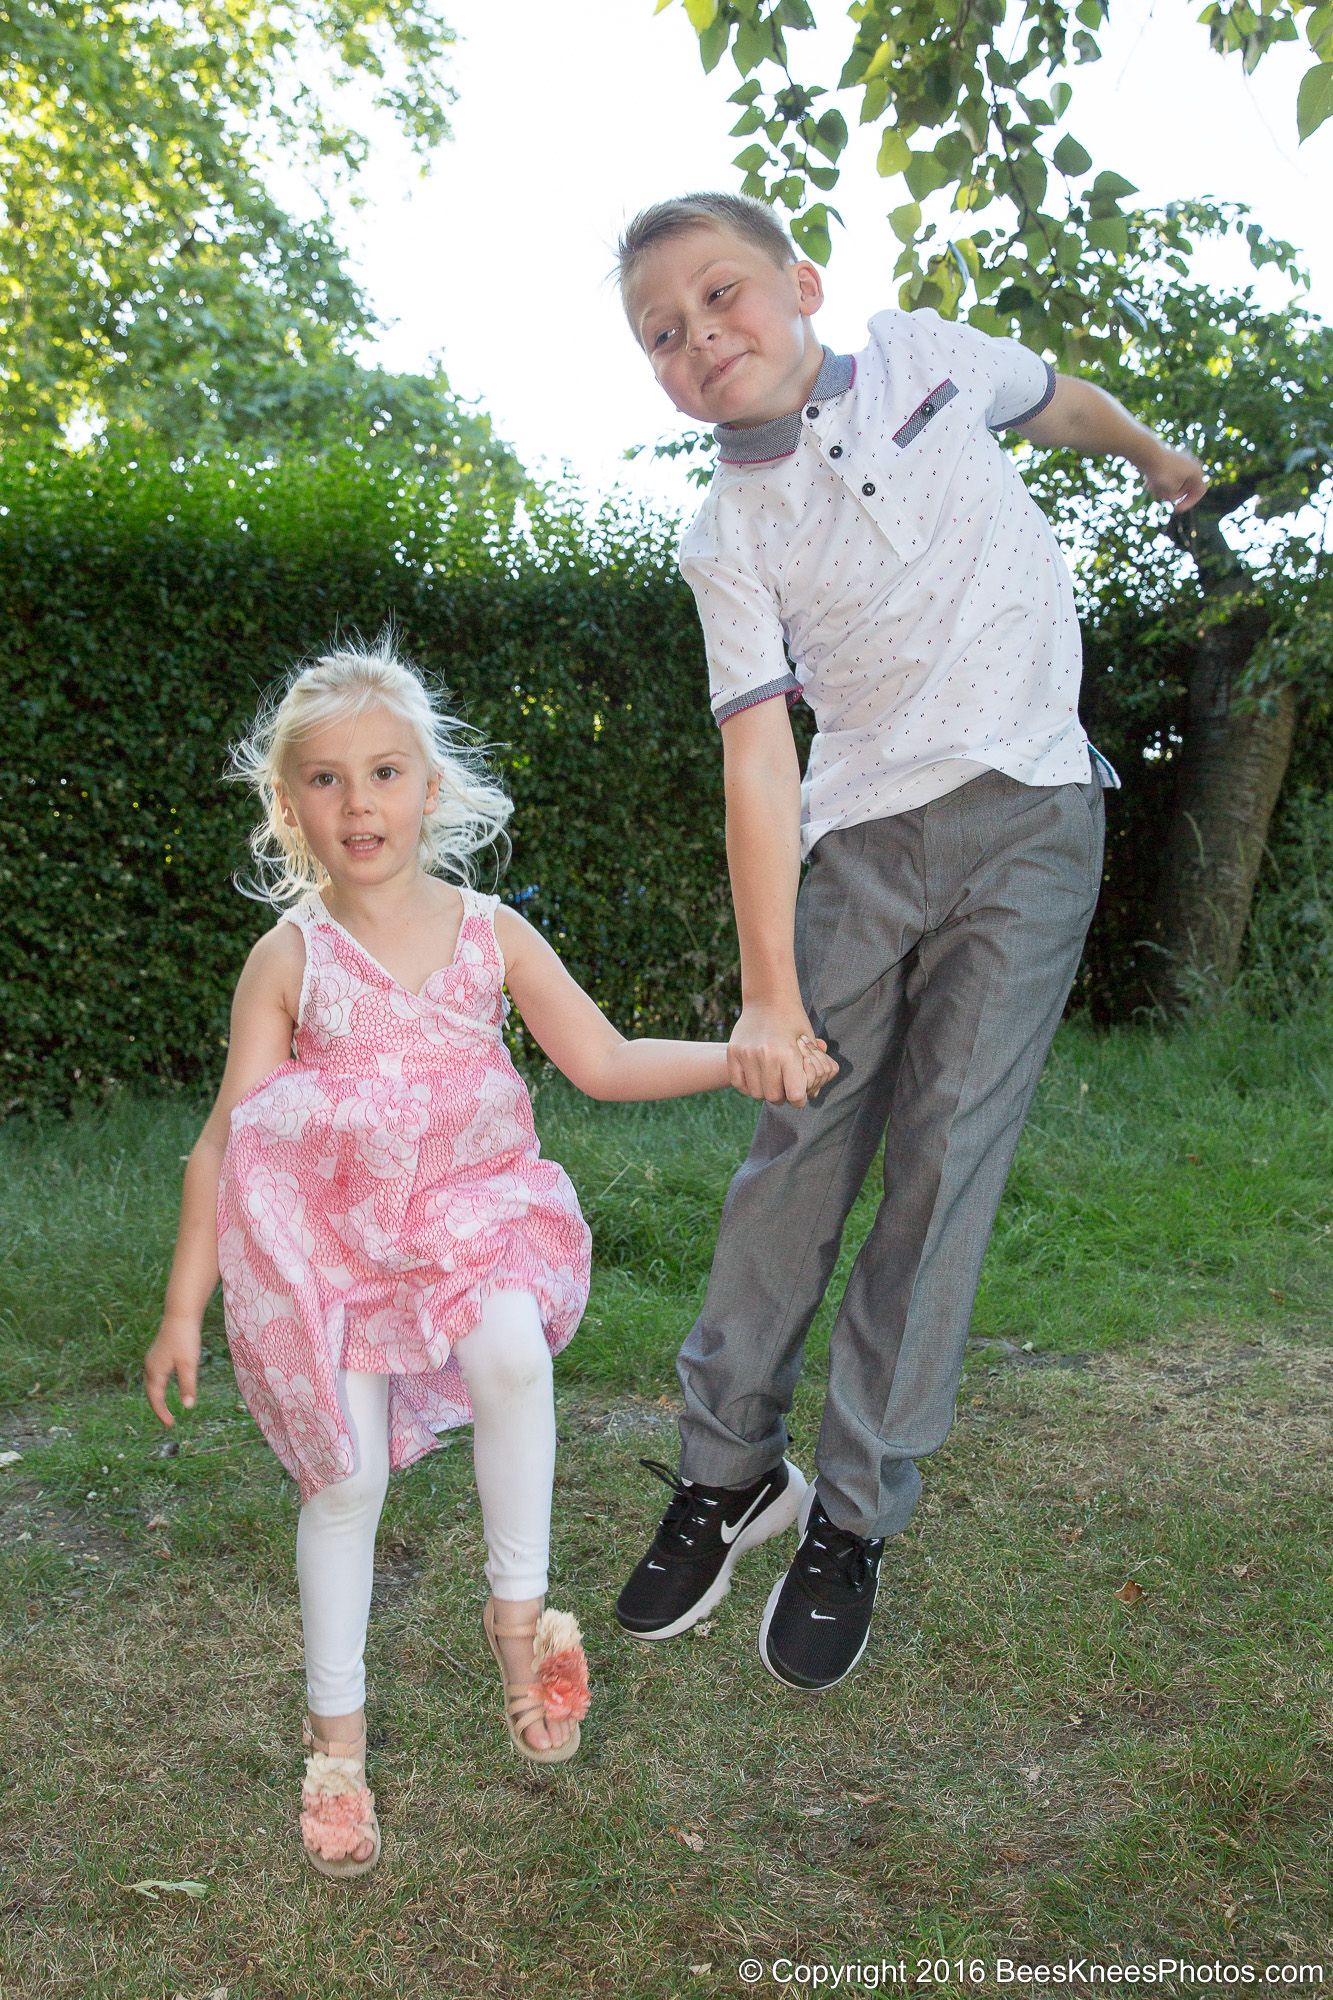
[678,550,799,726]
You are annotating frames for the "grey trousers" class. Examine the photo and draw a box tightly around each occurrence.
[677,768,1106,1540]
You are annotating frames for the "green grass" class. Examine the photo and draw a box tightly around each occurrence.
[3,1001,1329,1406]
[2,1001,1331,1998]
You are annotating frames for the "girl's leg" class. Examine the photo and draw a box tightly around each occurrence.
[296,1369,390,1860]
[454,1291,567,1750]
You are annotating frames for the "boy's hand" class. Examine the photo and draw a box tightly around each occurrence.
[729,1002,833,1106]
[143,1314,202,1427]
[1140,443,1208,514]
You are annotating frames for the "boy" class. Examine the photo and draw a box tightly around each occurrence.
[613,192,1205,1692]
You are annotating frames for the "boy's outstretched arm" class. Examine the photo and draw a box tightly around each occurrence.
[1015,375,1207,512]
[720,695,822,1107]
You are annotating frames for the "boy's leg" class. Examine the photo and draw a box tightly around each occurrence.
[674,816,930,1488]
[812,771,1105,1541]
[616,816,929,1641]
[755,771,1103,1691]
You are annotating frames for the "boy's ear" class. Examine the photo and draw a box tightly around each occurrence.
[793,259,824,318]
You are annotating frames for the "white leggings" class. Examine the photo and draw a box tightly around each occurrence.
[296,1290,555,1715]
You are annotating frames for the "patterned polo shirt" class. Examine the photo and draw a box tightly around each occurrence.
[678,308,1107,856]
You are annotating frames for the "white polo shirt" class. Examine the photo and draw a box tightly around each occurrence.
[678,308,1103,856]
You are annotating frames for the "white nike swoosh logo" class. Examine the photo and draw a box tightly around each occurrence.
[719,1486,774,1545]
[648,1561,665,1571]
[811,1611,837,1621]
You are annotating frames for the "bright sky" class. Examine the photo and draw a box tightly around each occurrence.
[338,0,1333,516]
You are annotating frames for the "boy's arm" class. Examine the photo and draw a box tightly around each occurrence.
[720,695,822,1107]
[1015,375,1207,512]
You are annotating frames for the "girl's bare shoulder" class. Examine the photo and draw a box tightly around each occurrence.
[239,912,306,1020]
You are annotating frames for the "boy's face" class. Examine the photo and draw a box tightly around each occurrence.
[625,222,824,429]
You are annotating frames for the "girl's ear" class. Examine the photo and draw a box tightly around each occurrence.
[276,786,298,829]
[423,769,442,816]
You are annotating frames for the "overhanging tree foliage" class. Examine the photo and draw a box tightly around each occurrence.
[1016,204,1332,1007]
[0,0,475,455]
[658,0,1324,362]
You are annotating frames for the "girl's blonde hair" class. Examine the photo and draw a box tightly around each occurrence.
[229,635,512,905]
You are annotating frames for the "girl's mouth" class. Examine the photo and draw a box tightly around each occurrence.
[343,835,384,855]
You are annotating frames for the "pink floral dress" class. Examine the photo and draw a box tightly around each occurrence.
[217,888,591,1501]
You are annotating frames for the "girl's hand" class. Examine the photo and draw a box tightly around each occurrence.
[798,1035,839,1099]
[144,1314,202,1427]
[728,1003,834,1106]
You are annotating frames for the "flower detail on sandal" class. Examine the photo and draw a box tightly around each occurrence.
[300,1751,377,1864]
[532,1608,591,1724]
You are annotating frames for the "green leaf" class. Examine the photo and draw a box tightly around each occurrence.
[1087,215,1129,254]
[791,204,833,264]
[890,200,923,242]
[1296,60,1333,139]
[733,145,769,173]
[876,127,911,176]
[1052,135,1093,177]
[812,109,848,160]
[684,0,719,31]
[699,17,731,70]
[1091,169,1138,200]
[905,148,951,199]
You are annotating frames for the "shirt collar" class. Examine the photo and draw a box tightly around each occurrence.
[713,347,856,465]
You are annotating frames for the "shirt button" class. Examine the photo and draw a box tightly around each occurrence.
[922,401,934,416]
[829,445,843,459]
[862,481,876,496]
[805,405,820,419]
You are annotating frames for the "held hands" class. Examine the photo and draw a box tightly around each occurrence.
[1141,443,1208,514]
[728,1002,839,1107]
[143,1313,202,1427]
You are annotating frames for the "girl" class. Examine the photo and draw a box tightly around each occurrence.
[143,637,834,1880]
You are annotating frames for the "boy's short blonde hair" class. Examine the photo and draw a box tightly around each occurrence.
[616,192,796,298]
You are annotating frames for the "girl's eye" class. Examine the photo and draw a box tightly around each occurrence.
[374,765,399,780]
[310,772,336,788]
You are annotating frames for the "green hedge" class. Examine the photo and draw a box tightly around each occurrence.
[5,445,1316,1116]
[3,449,740,1115]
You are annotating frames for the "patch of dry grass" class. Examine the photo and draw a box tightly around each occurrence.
[2,1328,1330,1999]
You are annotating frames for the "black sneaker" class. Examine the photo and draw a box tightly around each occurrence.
[615,1457,808,1640]
[758,1488,884,1692]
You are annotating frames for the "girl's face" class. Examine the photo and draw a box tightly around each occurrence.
[277,701,439,894]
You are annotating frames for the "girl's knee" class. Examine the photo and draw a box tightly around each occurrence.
[458,1303,553,1402]
[303,1456,389,1530]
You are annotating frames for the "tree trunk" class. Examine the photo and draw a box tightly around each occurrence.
[1150,591,1297,1014]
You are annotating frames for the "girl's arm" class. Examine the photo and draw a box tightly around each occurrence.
[495,906,836,1103]
[1015,375,1207,512]
[143,924,302,1426]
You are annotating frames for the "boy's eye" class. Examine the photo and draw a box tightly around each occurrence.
[708,284,734,303]
[652,326,678,351]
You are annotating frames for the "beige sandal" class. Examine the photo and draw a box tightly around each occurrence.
[482,1598,591,1766]
[299,1717,382,1878]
